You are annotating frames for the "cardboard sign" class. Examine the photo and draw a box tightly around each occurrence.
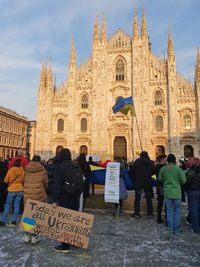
[104,162,120,203]
[20,200,94,249]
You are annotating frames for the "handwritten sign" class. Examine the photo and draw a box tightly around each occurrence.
[104,162,120,203]
[20,200,94,249]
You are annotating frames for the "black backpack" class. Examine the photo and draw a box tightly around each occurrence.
[63,162,84,196]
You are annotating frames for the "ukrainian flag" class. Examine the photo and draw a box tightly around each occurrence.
[112,96,135,116]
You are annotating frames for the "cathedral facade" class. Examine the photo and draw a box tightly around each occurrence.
[35,9,200,161]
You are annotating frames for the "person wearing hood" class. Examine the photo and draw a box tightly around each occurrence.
[23,155,48,244]
[129,151,154,218]
[52,148,82,253]
[0,159,24,226]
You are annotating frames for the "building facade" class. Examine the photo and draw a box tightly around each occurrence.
[0,106,29,159]
[35,9,200,161]
[27,120,37,159]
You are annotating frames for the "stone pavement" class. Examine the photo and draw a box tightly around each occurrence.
[0,207,200,267]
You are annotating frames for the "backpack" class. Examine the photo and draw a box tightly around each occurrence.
[63,162,84,196]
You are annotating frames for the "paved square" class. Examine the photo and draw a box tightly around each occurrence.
[0,209,200,267]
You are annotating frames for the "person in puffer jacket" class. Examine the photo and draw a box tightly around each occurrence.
[23,155,48,244]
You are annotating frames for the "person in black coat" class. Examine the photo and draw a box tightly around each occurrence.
[0,158,8,212]
[77,153,91,210]
[129,151,154,218]
[185,158,200,233]
[52,148,81,253]
[154,155,167,224]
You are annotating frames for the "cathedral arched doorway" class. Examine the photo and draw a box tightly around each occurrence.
[184,145,194,158]
[2,149,5,159]
[114,136,127,161]
[7,149,10,158]
[155,145,165,158]
[80,145,88,155]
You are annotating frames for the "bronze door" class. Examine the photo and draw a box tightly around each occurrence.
[114,136,127,161]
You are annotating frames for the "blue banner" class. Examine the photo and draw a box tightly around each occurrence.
[89,169,156,190]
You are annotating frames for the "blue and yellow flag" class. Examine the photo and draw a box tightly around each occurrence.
[112,96,135,116]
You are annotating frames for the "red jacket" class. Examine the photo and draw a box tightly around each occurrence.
[9,156,29,170]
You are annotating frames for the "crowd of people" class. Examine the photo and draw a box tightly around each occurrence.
[0,148,200,253]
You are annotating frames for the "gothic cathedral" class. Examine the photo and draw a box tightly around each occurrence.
[35,9,200,161]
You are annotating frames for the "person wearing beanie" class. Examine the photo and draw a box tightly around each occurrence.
[158,153,186,235]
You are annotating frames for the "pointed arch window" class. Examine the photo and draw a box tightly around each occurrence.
[155,90,162,105]
[57,119,64,132]
[116,59,125,81]
[81,118,87,132]
[156,116,163,131]
[183,115,191,130]
[81,94,88,109]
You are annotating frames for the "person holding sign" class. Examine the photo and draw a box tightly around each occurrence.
[114,161,128,217]
[23,155,48,244]
[52,148,83,253]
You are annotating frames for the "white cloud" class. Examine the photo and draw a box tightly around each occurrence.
[0,0,199,119]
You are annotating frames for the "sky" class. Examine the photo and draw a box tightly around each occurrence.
[0,0,199,120]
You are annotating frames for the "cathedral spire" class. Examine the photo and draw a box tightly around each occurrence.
[53,75,56,94]
[167,29,175,61]
[70,34,76,65]
[68,35,76,81]
[141,7,148,40]
[132,8,139,41]
[100,15,107,43]
[39,63,47,90]
[47,64,53,90]
[93,15,99,45]
[195,47,200,83]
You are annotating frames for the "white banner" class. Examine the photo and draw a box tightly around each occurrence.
[104,162,120,203]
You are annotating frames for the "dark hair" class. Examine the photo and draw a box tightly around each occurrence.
[140,151,149,158]
[54,148,71,162]
[13,158,21,167]
[56,146,64,156]
[167,153,176,164]
[78,153,87,165]
[32,155,41,162]
[89,156,93,161]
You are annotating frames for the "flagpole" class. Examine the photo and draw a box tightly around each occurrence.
[134,111,143,152]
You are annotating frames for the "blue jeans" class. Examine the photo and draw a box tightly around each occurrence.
[188,190,200,233]
[165,198,181,234]
[1,192,23,223]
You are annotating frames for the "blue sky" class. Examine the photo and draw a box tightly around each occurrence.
[0,0,199,119]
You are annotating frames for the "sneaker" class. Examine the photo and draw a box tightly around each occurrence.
[0,221,6,226]
[24,235,32,243]
[54,245,70,253]
[148,215,153,219]
[186,219,191,225]
[131,214,140,219]
[31,236,41,244]
[11,221,17,226]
